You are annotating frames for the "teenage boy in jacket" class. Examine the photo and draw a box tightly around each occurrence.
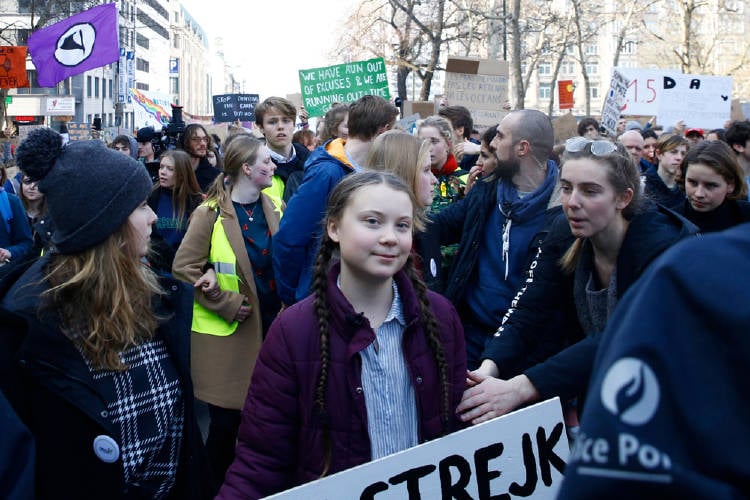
[254,97,310,206]
[423,109,561,369]
[272,95,399,306]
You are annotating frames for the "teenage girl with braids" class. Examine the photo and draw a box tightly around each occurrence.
[217,171,467,499]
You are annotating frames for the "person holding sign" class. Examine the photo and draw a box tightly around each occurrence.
[675,140,750,233]
[218,172,466,499]
[458,138,696,425]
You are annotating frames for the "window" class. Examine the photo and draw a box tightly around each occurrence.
[173,34,180,49]
[109,79,113,99]
[590,85,599,99]
[136,82,149,90]
[170,77,179,94]
[102,78,106,98]
[538,63,552,76]
[561,61,576,75]
[621,40,637,55]
[539,83,551,99]
[585,43,598,55]
[541,41,551,54]
[136,33,149,49]
[136,58,150,73]
[585,62,598,75]
[87,76,92,97]
[566,43,575,55]
[94,77,100,97]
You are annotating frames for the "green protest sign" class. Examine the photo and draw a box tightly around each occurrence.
[298,57,390,117]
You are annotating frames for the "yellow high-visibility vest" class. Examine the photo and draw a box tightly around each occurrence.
[192,208,240,336]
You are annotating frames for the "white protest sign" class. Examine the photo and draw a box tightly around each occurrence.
[269,398,569,499]
[657,73,733,129]
[601,69,630,136]
[616,68,663,116]
[444,56,509,129]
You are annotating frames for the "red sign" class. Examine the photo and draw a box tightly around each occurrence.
[0,46,30,88]
[558,80,574,110]
[14,116,36,122]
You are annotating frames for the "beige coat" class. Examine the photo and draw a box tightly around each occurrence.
[173,193,280,410]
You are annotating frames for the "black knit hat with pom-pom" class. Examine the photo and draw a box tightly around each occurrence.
[15,128,152,254]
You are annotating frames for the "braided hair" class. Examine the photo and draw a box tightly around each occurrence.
[311,171,451,476]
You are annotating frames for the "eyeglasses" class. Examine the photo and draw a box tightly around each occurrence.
[565,136,617,156]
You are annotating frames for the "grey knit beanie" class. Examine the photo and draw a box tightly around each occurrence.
[15,127,152,254]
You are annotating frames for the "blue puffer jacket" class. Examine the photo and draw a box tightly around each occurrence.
[271,140,353,305]
[0,189,32,263]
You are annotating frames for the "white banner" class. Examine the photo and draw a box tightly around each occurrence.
[270,398,569,499]
[45,96,75,115]
[601,69,630,136]
[614,67,733,129]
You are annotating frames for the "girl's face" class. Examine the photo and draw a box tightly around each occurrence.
[158,156,175,188]
[416,152,438,207]
[643,137,657,163]
[127,200,157,258]
[560,158,632,239]
[247,146,276,189]
[337,114,349,140]
[327,184,413,283]
[21,177,43,201]
[418,126,449,171]
[476,141,498,176]
[656,145,687,176]
[684,162,733,212]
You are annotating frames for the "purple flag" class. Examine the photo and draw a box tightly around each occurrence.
[27,3,119,87]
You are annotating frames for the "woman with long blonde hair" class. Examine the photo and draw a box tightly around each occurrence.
[173,134,282,491]
[3,127,211,499]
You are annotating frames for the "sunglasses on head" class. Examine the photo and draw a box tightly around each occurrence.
[565,136,617,156]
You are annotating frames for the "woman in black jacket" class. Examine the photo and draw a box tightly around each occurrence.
[457,137,697,425]
[2,129,211,500]
[676,140,750,233]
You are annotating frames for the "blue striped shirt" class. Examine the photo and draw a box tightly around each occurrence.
[358,281,419,460]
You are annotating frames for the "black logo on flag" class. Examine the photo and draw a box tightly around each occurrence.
[55,23,96,67]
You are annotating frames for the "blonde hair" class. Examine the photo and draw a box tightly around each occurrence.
[365,130,431,212]
[44,222,163,371]
[418,115,455,149]
[205,135,264,207]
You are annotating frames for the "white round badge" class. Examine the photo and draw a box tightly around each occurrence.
[93,435,120,463]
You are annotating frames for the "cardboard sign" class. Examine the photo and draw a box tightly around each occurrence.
[17,124,45,142]
[299,58,390,117]
[403,101,435,120]
[443,56,509,129]
[269,398,569,499]
[657,74,732,129]
[553,113,578,144]
[66,122,91,141]
[601,69,630,136]
[212,94,260,123]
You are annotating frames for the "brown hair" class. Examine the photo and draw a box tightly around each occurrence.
[311,171,449,476]
[254,96,297,126]
[681,140,747,200]
[206,135,264,207]
[44,222,163,371]
[346,95,399,141]
[559,141,640,273]
[156,149,202,225]
[319,103,349,144]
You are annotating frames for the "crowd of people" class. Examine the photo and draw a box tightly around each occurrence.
[1,94,749,499]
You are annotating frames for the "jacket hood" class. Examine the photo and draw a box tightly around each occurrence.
[305,139,351,173]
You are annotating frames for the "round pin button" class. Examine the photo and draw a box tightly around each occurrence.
[430,258,437,278]
[93,435,120,463]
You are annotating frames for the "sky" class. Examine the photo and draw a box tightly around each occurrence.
[178,0,361,100]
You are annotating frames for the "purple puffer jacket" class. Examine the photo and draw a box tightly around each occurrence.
[217,263,467,499]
